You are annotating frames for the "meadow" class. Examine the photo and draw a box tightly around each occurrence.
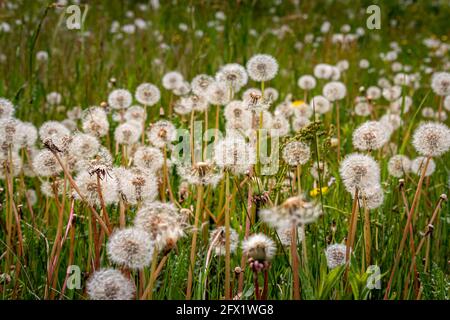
[0,0,449,300]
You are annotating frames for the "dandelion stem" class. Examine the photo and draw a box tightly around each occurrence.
[224,170,231,300]
[384,156,431,300]
[186,184,204,300]
[291,223,300,300]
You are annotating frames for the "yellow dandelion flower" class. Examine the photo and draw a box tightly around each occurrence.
[291,100,306,108]
[310,186,329,197]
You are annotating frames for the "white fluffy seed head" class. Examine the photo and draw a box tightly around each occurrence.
[271,115,290,137]
[352,121,390,151]
[73,170,119,206]
[246,54,279,82]
[68,133,100,160]
[87,269,135,300]
[108,89,133,110]
[242,233,276,262]
[191,74,215,96]
[134,201,185,251]
[382,86,402,101]
[323,81,347,101]
[147,120,177,148]
[114,122,141,145]
[354,101,372,117]
[82,107,109,137]
[206,81,230,106]
[325,244,347,269]
[39,121,71,142]
[366,86,381,100]
[135,83,160,106]
[412,122,450,157]
[411,156,436,177]
[358,184,385,209]
[162,71,184,90]
[276,225,303,247]
[0,151,22,179]
[215,63,248,91]
[125,105,145,122]
[314,63,333,79]
[260,195,322,229]
[311,95,331,114]
[297,75,317,90]
[209,226,239,256]
[107,227,154,270]
[339,153,380,194]
[213,136,256,175]
[176,160,223,187]
[114,167,158,205]
[388,155,411,178]
[431,72,450,96]
[32,149,61,177]
[282,141,311,166]
[133,146,164,172]
[444,95,450,111]
[0,98,14,119]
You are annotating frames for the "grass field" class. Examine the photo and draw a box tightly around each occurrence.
[0,0,449,300]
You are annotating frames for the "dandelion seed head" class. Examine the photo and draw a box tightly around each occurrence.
[107,227,154,270]
[215,63,248,91]
[276,225,303,247]
[340,153,380,193]
[314,63,333,79]
[191,74,215,96]
[388,155,411,178]
[87,268,135,300]
[108,89,133,110]
[0,151,21,179]
[325,244,347,269]
[133,146,164,172]
[206,81,230,106]
[282,141,311,166]
[147,120,176,148]
[366,86,381,100]
[213,136,256,175]
[260,195,322,229]
[114,122,141,145]
[412,122,450,157]
[73,170,119,206]
[209,226,239,256]
[81,107,109,137]
[271,115,290,137]
[411,156,436,177]
[311,95,331,114]
[323,81,346,101]
[382,86,402,102]
[32,149,61,177]
[0,98,14,119]
[292,116,311,131]
[162,71,184,90]
[352,121,390,151]
[176,160,223,187]
[246,54,279,82]
[114,167,158,205]
[358,184,385,209]
[125,105,145,122]
[172,81,191,96]
[46,92,62,106]
[431,71,450,96]
[134,201,185,251]
[242,233,276,262]
[68,133,100,160]
[135,83,160,106]
[297,75,317,90]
